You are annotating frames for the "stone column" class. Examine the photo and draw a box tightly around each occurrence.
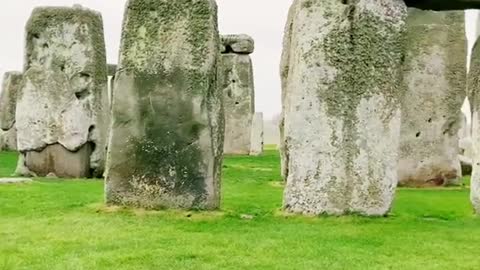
[15,5,109,178]
[105,0,223,210]
[399,9,466,187]
[220,34,255,155]
[250,112,264,156]
[0,72,22,151]
[469,22,480,214]
[281,0,407,216]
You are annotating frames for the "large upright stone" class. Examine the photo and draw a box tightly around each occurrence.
[469,36,480,214]
[250,112,264,156]
[398,9,466,187]
[281,0,406,216]
[220,34,255,155]
[0,72,22,151]
[105,0,223,210]
[15,6,108,178]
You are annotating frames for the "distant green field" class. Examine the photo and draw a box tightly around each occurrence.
[1,149,479,270]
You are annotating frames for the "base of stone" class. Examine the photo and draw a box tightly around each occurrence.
[25,143,92,178]
[0,178,32,184]
[398,172,460,187]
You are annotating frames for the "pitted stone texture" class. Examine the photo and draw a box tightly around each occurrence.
[221,34,254,54]
[250,112,264,156]
[105,0,223,210]
[16,6,109,178]
[399,9,466,187]
[221,38,255,155]
[281,0,406,216]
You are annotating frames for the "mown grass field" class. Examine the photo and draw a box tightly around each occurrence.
[0,148,479,269]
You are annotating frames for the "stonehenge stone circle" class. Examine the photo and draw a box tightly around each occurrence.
[15,6,109,178]
[398,9,466,187]
[105,0,223,210]
[281,0,407,216]
[250,112,264,156]
[220,34,256,155]
[0,72,22,151]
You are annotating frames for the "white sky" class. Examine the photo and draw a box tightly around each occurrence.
[0,1,478,120]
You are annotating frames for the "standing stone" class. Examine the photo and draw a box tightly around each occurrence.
[15,6,109,178]
[250,112,264,156]
[105,0,223,210]
[281,0,407,216]
[0,72,22,151]
[220,34,255,155]
[469,32,480,214]
[398,9,466,187]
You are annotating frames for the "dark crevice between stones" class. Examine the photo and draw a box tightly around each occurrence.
[405,0,480,11]
[223,45,234,54]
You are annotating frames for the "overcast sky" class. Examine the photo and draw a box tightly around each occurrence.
[0,1,478,119]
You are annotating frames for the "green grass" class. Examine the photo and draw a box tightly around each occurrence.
[0,151,17,177]
[1,148,479,269]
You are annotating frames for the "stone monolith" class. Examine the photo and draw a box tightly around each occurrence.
[469,36,480,214]
[398,9,466,187]
[250,112,264,156]
[220,34,255,155]
[15,6,108,178]
[105,0,223,210]
[0,72,22,151]
[281,0,407,216]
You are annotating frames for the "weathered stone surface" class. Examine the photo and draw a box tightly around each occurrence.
[221,34,255,155]
[0,178,32,184]
[16,6,109,178]
[250,112,264,156]
[281,0,406,216]
[0,72,22,151]
[0,128,17,151]
[399,9,466,187]
[470,34,480,214]
[220,34,254,54]
[405,0,480,10]
[105,0,223,210]
[25,143,93,178]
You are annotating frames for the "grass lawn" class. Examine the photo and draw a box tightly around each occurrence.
[1,148,479,269]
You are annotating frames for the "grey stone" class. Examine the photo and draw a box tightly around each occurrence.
[105,0,223,210]
[0,72,22,151]
[220,34,254,54]
[250,112,264,156]
[221,34,255,155]
[281,0,407,216]
[0,178,32,184]
[24,143,92,178]
[470,32,480,214]
[398,9,466,187]
[16,6,109,178]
